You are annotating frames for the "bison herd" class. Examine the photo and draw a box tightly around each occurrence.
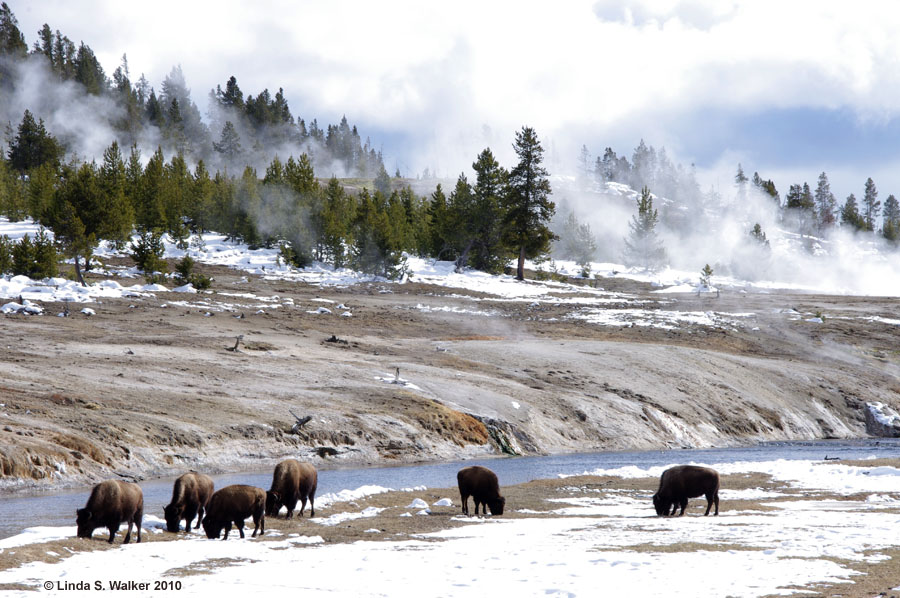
[74,462,718,544]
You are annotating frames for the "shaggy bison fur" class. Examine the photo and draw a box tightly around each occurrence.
[653,465,720,517]
[457,465,505,516]
[265,459,317,519]
[201,484,266,540]
[164,472,214,532]
[76,480,144,544]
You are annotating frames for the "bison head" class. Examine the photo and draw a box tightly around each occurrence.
[163,504,181,533]
[265,490,282,517]
[488,496,506,516]
[75,508,94,539]
[201,516,221,539]
[652,493,670,516]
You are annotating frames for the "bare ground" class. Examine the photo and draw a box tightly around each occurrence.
[1,259,899,493]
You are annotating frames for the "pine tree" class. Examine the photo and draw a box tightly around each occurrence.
[750,223,769,247]
[426,184,453,259]
[623,186,666,269]
[840,193,865,231]
[862,177,880,232]
[7,110,64,174]
[0,2,27,58]
[882,194,900,243]
[374,164,391,196]
[734,164,748,203]
[503,127,555,280]
[699,264,713,290]
[97,141,135,248]
[814,171,836,229]
[559,211,597,267]
[213,121,242,160]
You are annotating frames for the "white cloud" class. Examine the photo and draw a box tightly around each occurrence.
[13,0,900,187]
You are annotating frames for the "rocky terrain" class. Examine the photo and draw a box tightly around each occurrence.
[1,257,899,493]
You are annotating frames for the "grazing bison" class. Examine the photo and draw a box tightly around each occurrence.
[76,480,143,544]
[202,484,266,540]
[457,465,505,516]
[265,459,317,519]
[164,472,214,532]
[653,465,720,517]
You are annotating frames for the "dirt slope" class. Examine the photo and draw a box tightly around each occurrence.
[1,261,898,492]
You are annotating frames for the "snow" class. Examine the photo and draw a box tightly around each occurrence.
[1,459,898,597]
[866,402,900,428]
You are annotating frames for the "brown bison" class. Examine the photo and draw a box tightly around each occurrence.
[76,480,144,544]
[457,465,505,516]
[164,472,214,532]
[653,465,720,517]
[201,484,266,539]
[265,459,317,519]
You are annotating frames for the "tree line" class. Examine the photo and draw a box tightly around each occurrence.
[0,3,387,179]
[0,115,555,283]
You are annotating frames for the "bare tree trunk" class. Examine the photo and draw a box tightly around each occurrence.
[455,239,475,273]
[516,245,526,280]
[74,254,86,287]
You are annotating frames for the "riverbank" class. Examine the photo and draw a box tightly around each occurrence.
[3,255,899,494]
[1,457,899,597]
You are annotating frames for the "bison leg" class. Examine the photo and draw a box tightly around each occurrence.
[123,520,134,544]
[108,524,119,544]
[677,499,687,516]
[196,506,204,529]
[704,493,714,516]
[713,492,719,516]
[309,493,315,518]
[184,506,198,531]
[299,496,307,518]
[222,522,232,540]
[236,519,245,539]
[460,493,469,516]
[252,513,264,538]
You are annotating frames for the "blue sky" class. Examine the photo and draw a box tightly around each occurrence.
[13,0,900,201]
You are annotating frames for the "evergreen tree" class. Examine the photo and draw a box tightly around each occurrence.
[73,42,106,95]
[374,164,391,196]
[577,145,592,188]
[750,223,769,247]
[97,141,135,247]
[734,163,748,203]
[47,162,113,284]
[814,171,836,229]
[840,193,865,231]
[0,2,26,58]
[862,177,880,232]
[452,148,507,273]
[752,172,780,205]
[882,194,900,243]
[425,184,452,259]
[503,126,555,280]
[137,147,166,230]
[318,177,354,267]
[623,186,666,269]
[7,110,64,174]
[558,210,597,267]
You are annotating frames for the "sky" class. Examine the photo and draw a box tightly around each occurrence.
[12,0,900,200]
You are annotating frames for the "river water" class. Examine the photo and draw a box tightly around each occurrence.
[2,438,898,540]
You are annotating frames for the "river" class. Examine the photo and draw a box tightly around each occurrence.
[2,438,898,540]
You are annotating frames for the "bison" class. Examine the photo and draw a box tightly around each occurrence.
[76,480,144,544]
[164,472,214,532]
[457,465,505,516]
[652,465,720,517]
[265,459,317,519]
[201,484,266,540]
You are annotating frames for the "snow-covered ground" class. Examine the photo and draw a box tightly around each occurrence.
[0,459,897,597]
